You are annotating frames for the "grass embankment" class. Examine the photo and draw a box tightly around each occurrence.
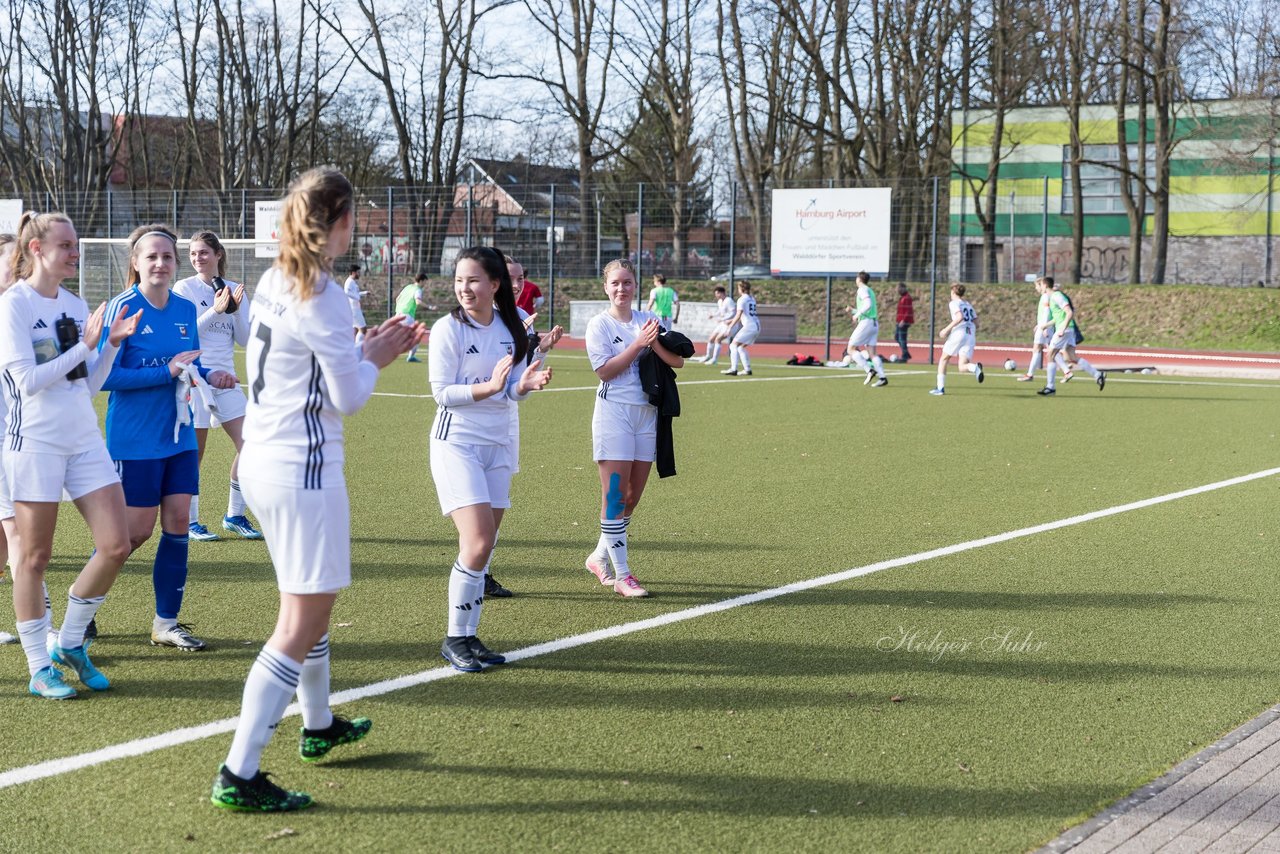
[420,278,1280,352]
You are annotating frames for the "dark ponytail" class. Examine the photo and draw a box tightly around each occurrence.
[452,245,528,364]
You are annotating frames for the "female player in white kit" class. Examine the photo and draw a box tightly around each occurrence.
[173,230,261,541]
[584,259,684,597]
[720,279,760,376]
[429,246,553,671]
[0,212,137,699]
[211,168,421,812]
[930,282,984,395]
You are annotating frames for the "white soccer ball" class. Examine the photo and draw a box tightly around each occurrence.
[1003,359,1017,371]
[1140,368,1154,375]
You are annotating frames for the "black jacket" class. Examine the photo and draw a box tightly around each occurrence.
[638,330,695,478]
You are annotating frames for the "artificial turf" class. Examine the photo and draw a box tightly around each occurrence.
[2,354,1279,852]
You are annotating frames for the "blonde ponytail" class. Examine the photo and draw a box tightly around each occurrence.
[12,211,75,281]
[275,167,354,300]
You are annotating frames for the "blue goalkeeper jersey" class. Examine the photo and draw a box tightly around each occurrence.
[100,286,209,460]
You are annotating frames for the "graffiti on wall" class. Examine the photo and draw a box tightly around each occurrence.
[1044,245,1130,283]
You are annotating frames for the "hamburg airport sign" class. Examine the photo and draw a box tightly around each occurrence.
[770,188,892,277]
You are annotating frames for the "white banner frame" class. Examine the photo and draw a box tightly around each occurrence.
[769,187,892,277]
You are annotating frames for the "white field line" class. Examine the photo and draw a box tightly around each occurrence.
[367,368,1280,399]
[3,465,1279,791]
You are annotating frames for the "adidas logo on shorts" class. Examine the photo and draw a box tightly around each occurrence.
[465,345,480,354]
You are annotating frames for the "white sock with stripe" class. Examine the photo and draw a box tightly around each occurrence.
[227,479,246,518]
[298,633,333,731]
[189,494,200,525]
[603,517,630,579]
[60,592,105,649]
[224,646,302,779]
[18,613,52,676]
[447,560,484,638]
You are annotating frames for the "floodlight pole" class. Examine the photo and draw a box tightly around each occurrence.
[1041,176,1049,275]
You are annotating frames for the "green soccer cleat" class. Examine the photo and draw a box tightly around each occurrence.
[211,765,313,812]
[299,715,373,762]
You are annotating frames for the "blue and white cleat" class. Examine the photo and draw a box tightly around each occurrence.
[51,643,110,691]
[222,515,263,540]
[189,522,220,541]
[929,388,945,396]
[29,665,77,700]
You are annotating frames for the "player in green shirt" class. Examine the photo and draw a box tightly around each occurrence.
[646,274,679,330]
[1036,277,1105,395]
[396,272,429,362]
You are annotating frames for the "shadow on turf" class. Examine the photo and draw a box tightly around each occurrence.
[334,762,1111,819]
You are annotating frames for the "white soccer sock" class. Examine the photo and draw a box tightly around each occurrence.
[1028,351,1042,374]
[966,363,978,374]
[1076,357,1100,378]
[1047,362,1058,389]
[872,355,885,378]
[227,480,246,517]
[447,559,484,638]
[298,633,333,731]
[224,646,302,779]
[59,592,105,650]
[937,369,947,390]
[740,348,751,372]
[728,343,740,371]
[601,517,629,578]
[407,344,420,360]
[189,494,200,525]
[18,613,52,676]
[851,351,870,372]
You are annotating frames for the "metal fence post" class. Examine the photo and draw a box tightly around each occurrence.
[929,176,939,365]
[240,189,247,239]
[387,186,394,321]
[172,189,179,228]
[107,188,113,238]
[636,183,644,309]
[595,190,602,275]
[465,168,474,245]
[548,184,557,329]
[1041,176,1049,274]
[728,181,737,291]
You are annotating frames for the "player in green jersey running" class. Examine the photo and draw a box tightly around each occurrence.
[396,272,429,362]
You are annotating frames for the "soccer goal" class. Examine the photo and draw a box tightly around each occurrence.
[77,238,278,307]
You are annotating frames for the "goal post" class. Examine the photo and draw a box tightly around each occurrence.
[77,238,279,308]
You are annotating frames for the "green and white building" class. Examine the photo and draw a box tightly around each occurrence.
[950,99,1279,285]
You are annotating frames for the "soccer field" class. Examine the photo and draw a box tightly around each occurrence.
[3,354,1280,852]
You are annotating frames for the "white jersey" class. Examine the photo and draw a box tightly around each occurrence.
[243,268,379,489]
[0,281,117,455]
[949,298,977,335]
[344,276,363,309]
[172,275,249,373]
[429,311,526,446]
[716,296,737,323]
[736,294,760,330]
[586,309,659,407]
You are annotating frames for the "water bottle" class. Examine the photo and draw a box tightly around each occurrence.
[54,313,88,380]
[214,276,238,313]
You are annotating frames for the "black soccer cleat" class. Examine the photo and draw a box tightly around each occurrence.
[441,636,483,672]
[484,573,513,598]
[299,714,372,762]
[466,636,507,666]
[1097,371,1106,391]
[1037,387,1056,396]
[210,765,313,812]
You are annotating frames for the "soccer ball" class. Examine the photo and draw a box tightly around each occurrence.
[1003,359,1017,371]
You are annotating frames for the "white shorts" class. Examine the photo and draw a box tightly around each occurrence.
[732,325,760,346]
[592,399,656,462]
[942,330,976,360]
[351,307,367,328]
[240,476,352,594]
[0,452,10,520]
[1032,325,1053,347]
[3,445,120,504]
[193,385,248,429]
[848,319,879,349]
[430,440,513,516]
[1049,327,1078,351]
[711,322,730,338]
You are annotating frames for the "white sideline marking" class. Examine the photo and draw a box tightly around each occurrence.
[3,465,1279,791]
